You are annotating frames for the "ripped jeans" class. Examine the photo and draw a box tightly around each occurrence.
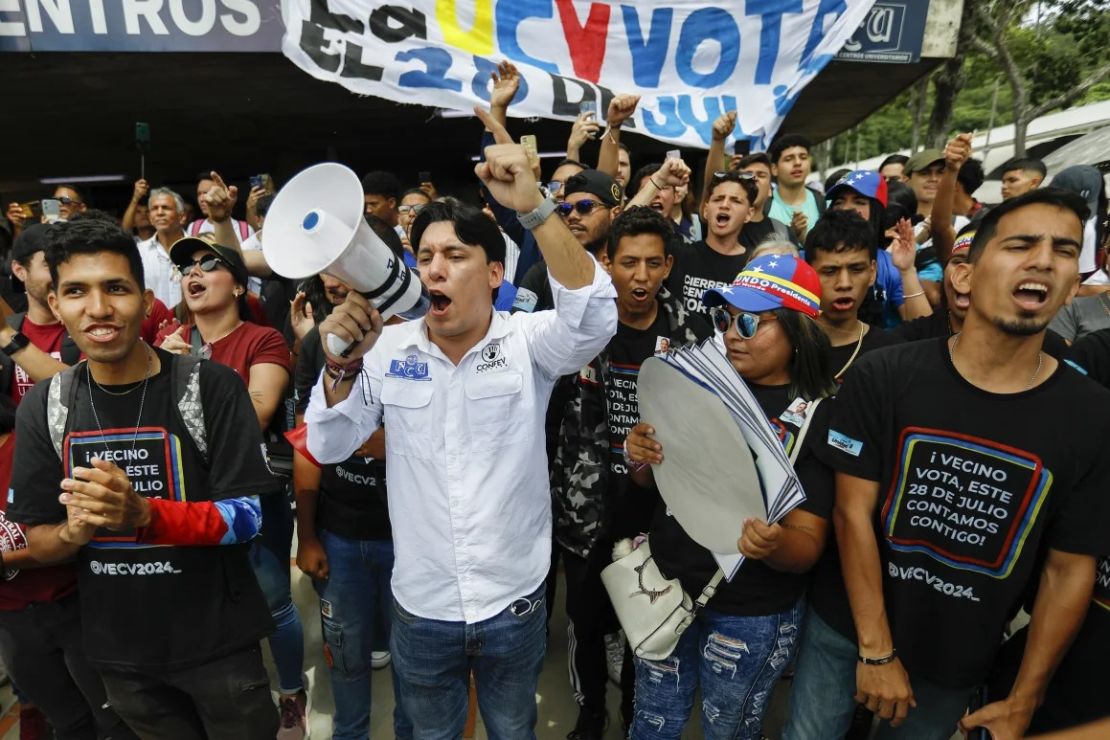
[630,599,804,740]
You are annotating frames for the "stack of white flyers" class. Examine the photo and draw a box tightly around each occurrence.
[637,337,807,581]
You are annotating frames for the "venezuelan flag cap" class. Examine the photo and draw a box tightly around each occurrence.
[703,254,822,318]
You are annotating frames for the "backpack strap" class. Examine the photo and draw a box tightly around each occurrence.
[46,362,83,459]
[170,354,208,463]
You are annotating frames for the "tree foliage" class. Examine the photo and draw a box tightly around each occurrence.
[834,0,1110,162]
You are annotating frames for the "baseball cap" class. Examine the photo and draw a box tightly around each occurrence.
[703,254,821,318]
[11,223,50,263]
[562,169,624,206]
[905,149,945,175]
[169,232,249,288]
[826,170,888,207]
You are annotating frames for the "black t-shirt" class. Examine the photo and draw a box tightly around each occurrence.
[295,329,392,541]
[668,240,750,318]
[511,261,554,314]
[1065,327,1110,387]
[650,383,835,616]
[896,315,1068,359]
[8,350,275,672]
[604,313,671,540]
[829,325,903,378]
[814,339,1110,688]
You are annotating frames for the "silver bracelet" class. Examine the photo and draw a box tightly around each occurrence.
[903,290,925,299]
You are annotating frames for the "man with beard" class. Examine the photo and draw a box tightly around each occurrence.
[512,170,622,314]
[786,188,1110,740]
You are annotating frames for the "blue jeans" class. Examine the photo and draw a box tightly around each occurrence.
[784,609,974,740]
[249,491,305,694]
[631,600,804,739]
[314,530,411,739]
[391,583,547,740]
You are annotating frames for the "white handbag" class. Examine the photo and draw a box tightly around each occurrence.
[602,398,822,661]
[601,540,722,661]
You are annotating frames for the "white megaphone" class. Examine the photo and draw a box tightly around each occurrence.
[264,163,430,357]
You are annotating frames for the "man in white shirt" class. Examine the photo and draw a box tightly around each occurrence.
[136,188,187,307]
[306,116,617,737]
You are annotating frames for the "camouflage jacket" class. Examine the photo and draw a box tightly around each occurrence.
[550,287,711,558]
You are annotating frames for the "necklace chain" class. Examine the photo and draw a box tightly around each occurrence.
[949,333,1043,392]
[87,346,152,456]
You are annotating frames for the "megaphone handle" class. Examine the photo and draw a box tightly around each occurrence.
[326,333,355,358]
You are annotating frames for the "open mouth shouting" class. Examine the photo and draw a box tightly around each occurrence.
[1012,280,1049,313]
[629,287,652,305]
[429,290,453,317]
[830,296,856,313]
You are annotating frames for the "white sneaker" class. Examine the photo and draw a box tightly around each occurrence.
[371,651,391,669]
[603,631,625,685]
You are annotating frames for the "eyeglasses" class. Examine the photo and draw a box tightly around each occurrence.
[398,204,425,215]
[710,307,768,339]
[57,196,82,206]
[176,256,229,274]
[547,181,564,195]
[557,199,605,217]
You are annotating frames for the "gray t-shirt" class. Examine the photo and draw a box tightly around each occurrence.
[1049,292,1110,342]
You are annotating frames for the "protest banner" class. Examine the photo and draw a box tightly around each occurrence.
[281,0,877,149]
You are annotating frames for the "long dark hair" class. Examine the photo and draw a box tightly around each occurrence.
[774,309,837,401]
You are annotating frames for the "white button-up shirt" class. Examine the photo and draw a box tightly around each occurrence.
[137,234,182,308]
[306,264,616,623]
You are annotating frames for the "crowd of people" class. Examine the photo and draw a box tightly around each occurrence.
[0,58,1107,740]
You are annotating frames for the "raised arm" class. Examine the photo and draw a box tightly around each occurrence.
[834,471,916,727]
[202,171,242,250]
[628,158,690,210]
[930,133,972,265]
[597,95,640,178]
[701,112,736,211]
[475,108,593,289]
[121,179,149,234]
[566,112,600,163]
[888,218,933,320]
[487,60,521,132]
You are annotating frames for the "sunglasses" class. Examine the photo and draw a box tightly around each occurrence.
[557,199,606,217]
[398,204,425,215]
[712,171,757,180]
[176,256,229,274]
[710,307,767,339]
[57,196,82,206]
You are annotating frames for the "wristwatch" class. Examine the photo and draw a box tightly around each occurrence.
[517,196,558,230]
[1,331,29,357]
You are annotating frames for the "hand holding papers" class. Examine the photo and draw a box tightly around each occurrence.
[637,337,808,580]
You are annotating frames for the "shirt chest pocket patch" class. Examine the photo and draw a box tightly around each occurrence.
[465,372,524,449]
[380,380,435,451]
